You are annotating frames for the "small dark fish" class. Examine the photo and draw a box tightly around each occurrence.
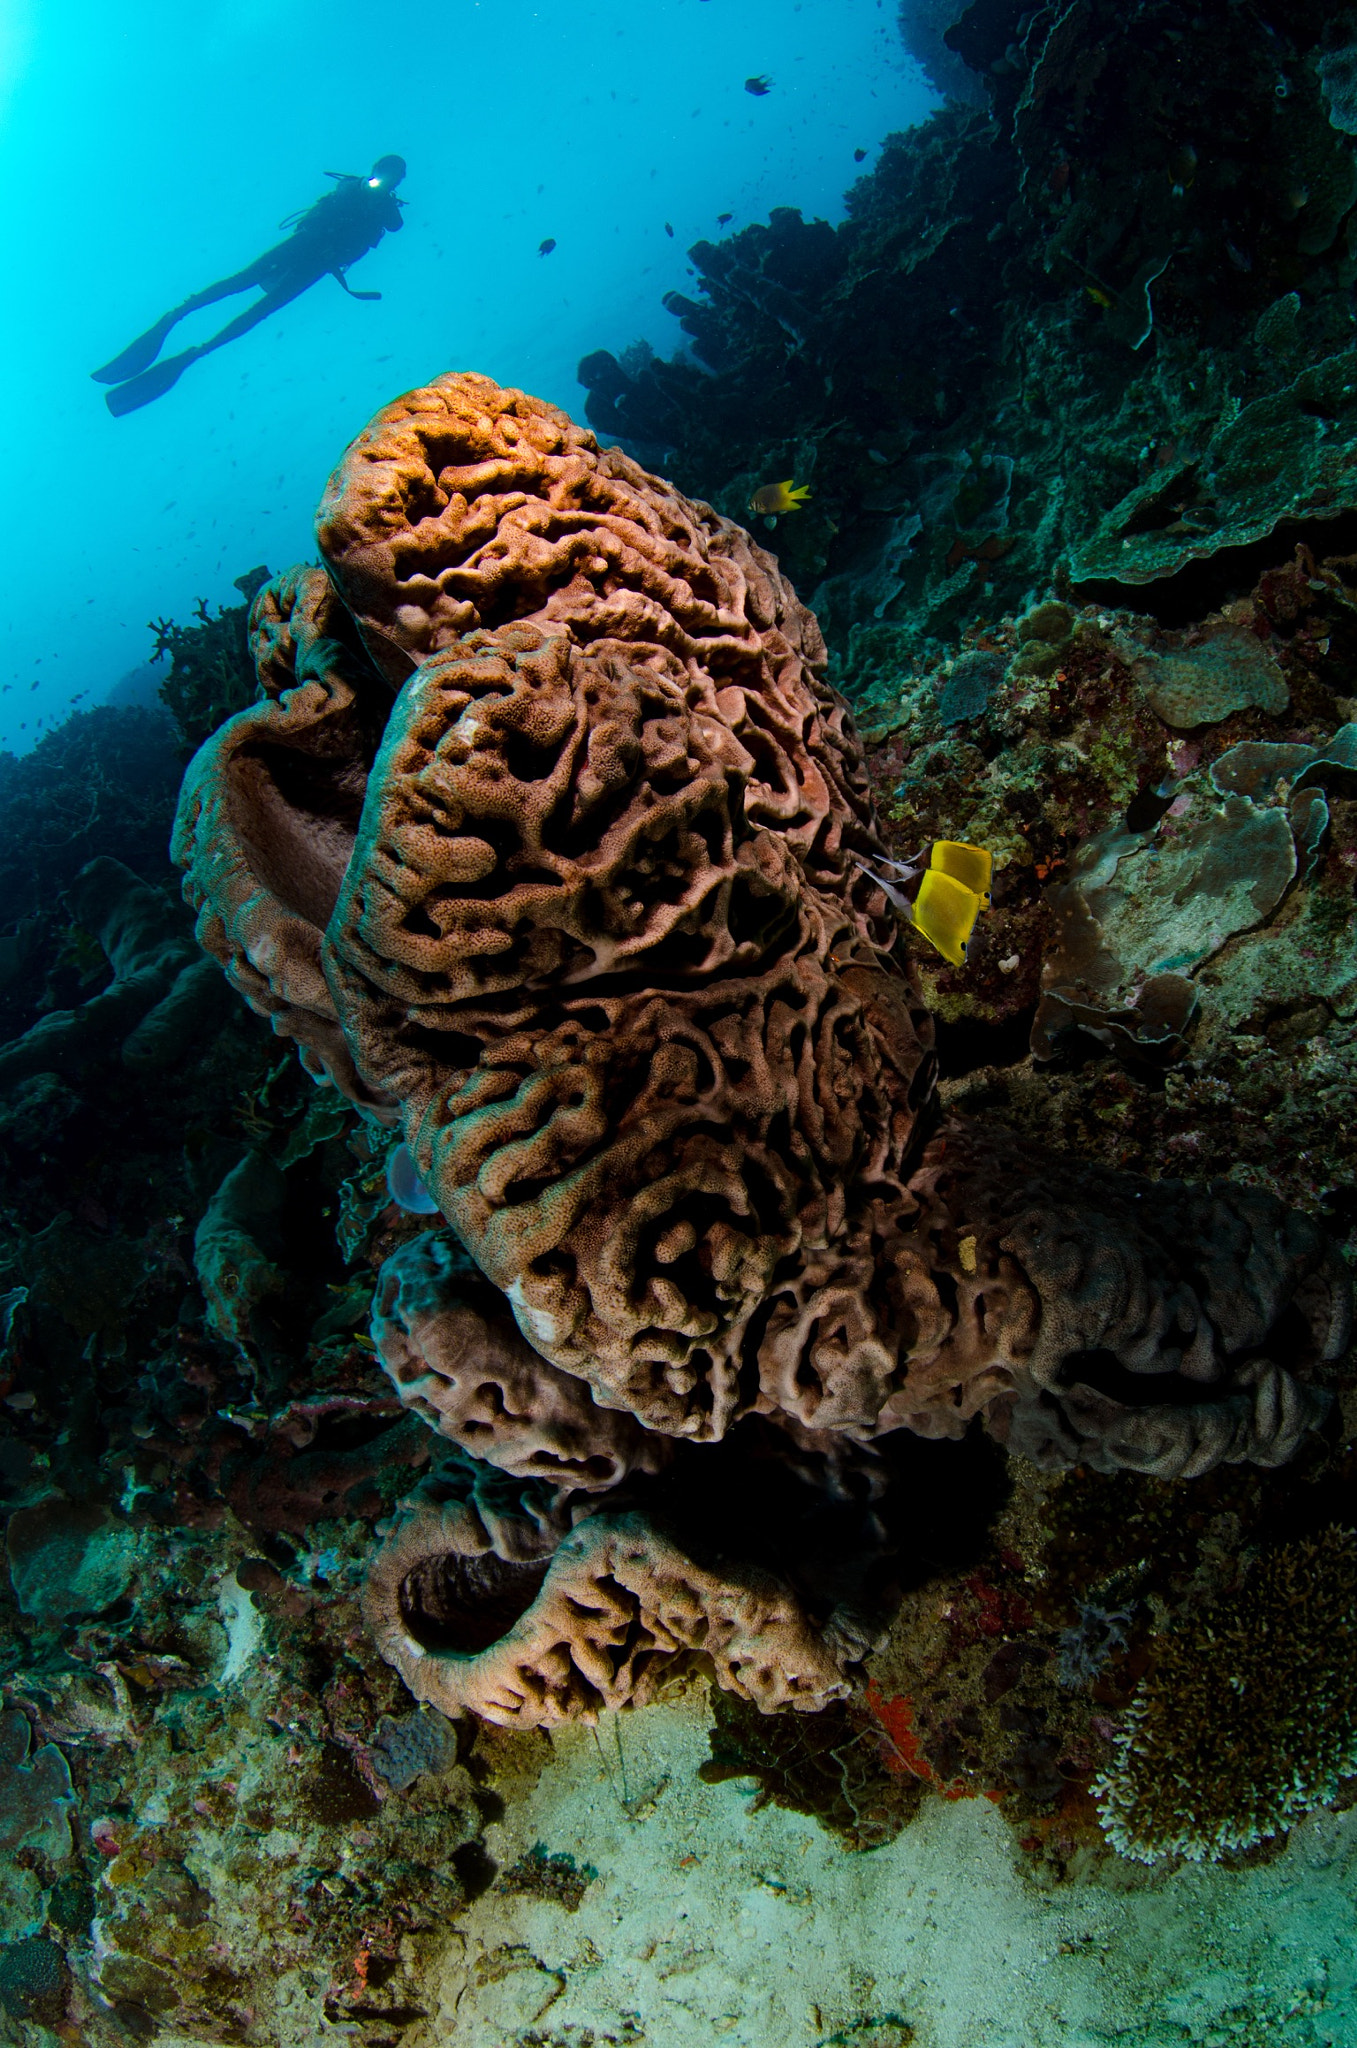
[665,222,674,237]
[854,148,867,162]
[538,237,556,257]
[717,212,733,225]
[745,74,772,95]
[1167,142,1197,194]
[29,681,38,691]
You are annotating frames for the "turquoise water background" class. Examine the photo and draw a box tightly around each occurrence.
[0,0,929,753]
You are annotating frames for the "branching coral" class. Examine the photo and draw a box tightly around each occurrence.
[150,565,271,749]
[173,371,1350,1724]
[1094,1525,1357,1860]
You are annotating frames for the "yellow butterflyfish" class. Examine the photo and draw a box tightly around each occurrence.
[930,840,992,903]
[853,838,992,969]
[748,479,812,516]
[911,867,983,969]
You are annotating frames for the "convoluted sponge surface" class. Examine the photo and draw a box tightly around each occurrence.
[172,371,1348,1491]
[371,1229,670,1490]
[363,1485,854,1728]
[318,373,937,1438]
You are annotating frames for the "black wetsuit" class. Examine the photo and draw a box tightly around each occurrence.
[93,170,405,414]
[177,177,405,331]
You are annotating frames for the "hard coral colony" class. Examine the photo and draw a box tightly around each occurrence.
[172,370,1349,1732]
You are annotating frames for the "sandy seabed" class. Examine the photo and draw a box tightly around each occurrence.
[325,1685,1357,2048]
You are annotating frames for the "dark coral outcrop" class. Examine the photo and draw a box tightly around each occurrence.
[0,857,227,1093]
[579,0,1357,693]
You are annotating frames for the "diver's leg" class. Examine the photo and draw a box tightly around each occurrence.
[188,272,315,356]
[91,248,288,383]
[169,249,287,321]
[103,272,316,416]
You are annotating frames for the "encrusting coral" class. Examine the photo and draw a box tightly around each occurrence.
[173,371,1351,1724]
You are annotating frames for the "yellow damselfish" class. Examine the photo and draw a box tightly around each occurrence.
[748,479,812,516]
[911,841,993,968]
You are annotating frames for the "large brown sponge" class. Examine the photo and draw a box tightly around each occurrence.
[362,1479,856,1727]
[172,562,397,1111]
[175,372,1348,1495]
[317,372,940,1441]
[371,1229,671,1490]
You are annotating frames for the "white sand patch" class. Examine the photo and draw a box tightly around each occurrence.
[398,1685,1357,2048]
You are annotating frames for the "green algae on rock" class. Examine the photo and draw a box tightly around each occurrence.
[1032,795,1298,1062]
[0,1710,74,1863]
[1033,711,1357,1066]
[5,1498,142,1624]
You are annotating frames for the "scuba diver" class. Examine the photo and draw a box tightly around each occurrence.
[92,156,407,417]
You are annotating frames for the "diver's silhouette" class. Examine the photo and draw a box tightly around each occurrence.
[92,156,407,417]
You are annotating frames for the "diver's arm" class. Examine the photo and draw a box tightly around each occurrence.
[331,269,381,300]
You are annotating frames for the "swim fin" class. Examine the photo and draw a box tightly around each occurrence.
[103,349,199,417]
[90,312,179,385]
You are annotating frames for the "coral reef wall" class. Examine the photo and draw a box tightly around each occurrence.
[581,0,1357,722]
